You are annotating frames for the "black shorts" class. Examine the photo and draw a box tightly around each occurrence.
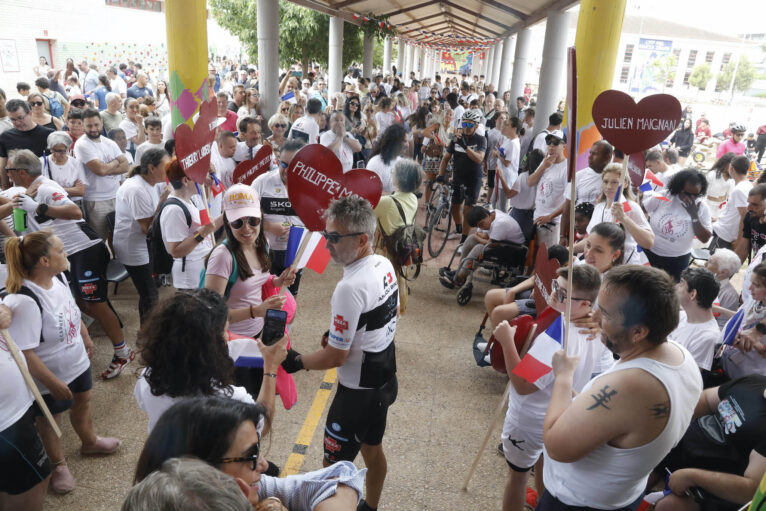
[451,170,483,207]
[537,490,643,511]
[0,407,51,495]
[33,366,93,416]
[323,376,398,464]
[67,241,110,302]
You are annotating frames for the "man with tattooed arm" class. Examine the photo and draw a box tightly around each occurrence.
[537,266,703,511]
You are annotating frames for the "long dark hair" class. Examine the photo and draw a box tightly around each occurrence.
[667,168,708,197]
[711,152,736,180]
[372,123,407,165]
[407,106,429,130]
[206,215,270,282]
[134,397,268,483]
[138,289,233,398]
[344,94,361,124]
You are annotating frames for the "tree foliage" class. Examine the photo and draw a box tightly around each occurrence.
[651,55,677,92]
[716,56,756,94]
[688,63,712,90]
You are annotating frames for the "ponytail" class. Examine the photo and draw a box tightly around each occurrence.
[4,231,55,293]
[509,116,525,137]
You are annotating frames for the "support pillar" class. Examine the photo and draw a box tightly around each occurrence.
[363,32,374,79]
[405,44,414,80]
[383,36,392,76]
[396,39,405,76]
[328,16,344,97]
[492,41,503,90]
[497,35,515,97]
[486,45,496,90]
[533,11,570,133]
[509,28,533,110]
[413,46,421,77]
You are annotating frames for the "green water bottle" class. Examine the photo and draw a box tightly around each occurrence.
[12,208,27,233]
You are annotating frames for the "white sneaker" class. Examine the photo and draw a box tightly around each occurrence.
[447,232,461,240]
[483,353,492,364]
[476,342,488,352]
[457,246,463,255]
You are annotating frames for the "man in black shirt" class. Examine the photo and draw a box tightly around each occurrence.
[735,184,766,263]
[0,99,53,188]
[436,110,487,242]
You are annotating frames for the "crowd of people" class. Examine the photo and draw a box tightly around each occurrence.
[0,52,765,511]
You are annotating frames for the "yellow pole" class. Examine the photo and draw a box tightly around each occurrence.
[570,0,627,171]
[165,0,209,131]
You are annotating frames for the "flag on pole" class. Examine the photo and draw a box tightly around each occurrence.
[284,226,331,274]
[280,90,295,102]
[210,173,224,197]
[722,308,745,346]
[512,315,564,383]
[645,169,664,187]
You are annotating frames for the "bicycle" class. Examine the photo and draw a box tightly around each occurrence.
[426,180,465,258]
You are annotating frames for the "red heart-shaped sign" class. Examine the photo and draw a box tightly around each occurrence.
[174,99,218,184]
[233,144,273,186]
[286,144,382,232]
[532,243,561,314]
[592,90,681,155]
[627,152,646,188]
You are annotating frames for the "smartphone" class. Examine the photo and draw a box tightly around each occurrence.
[262,309,287,346]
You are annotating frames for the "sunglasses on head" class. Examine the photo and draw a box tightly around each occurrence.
[29,101,43,106]
[230,216,261,229]
[322,230,363,244]
[218,441,260,471]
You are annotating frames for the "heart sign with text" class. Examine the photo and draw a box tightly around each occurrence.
[627,152,646,188]
[286,144,382,232]
[592,90,681,155]
[233,144,273,186]
[175,99,218,184]
[532,243,561,314]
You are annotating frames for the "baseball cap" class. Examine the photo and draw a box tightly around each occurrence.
[545,130,565,145]
[223,184,261,221]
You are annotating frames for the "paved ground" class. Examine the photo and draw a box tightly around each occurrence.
[43,210,516,510]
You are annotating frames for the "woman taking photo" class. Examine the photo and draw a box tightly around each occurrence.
[5,231,120,494]
[41,131,87,202]
[113,148,170,322]
[27,92,62,130]
[643,168,712,281]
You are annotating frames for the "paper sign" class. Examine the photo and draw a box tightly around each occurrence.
[286,144,382,232]
[627,152,646,188]
[532,243,561,314]
[233,144,273,186]
[592,90,681,155]
[175,98,218,184]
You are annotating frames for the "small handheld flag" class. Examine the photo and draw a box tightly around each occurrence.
[284,226,331,274]
[716,307,745,358]
[645,169,664,187]
[512,315,564,383]
[280,90,295,102]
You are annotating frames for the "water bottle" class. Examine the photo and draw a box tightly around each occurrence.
[12,208,27,233]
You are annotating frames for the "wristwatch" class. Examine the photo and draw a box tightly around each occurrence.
[36,203,49,217]
[193,232,204,243]
[755,323,766,336]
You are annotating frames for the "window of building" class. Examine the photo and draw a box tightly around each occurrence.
[623,44,634,64]
[705,51,714,63]
[683,71,692,86]
[721,52,732,70]
[105,0,163,12]
[620,65,630,84]
[687,50,697,68]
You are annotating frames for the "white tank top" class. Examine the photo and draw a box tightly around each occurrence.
[543,341,703,508]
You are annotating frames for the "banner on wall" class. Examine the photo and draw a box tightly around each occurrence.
[629,38,673,94]
[440,52,473,75]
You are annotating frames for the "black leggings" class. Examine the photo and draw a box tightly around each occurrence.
[124,263,158,324]
[643,250,691,282]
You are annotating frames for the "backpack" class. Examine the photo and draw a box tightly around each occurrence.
[146,198,191,275]
[380,197,426,269]
[45,92,64,119]
[199,239,238,300]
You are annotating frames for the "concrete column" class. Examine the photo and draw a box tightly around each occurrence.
[497,35,516,95]
[533,11,570,133]
[396,39,405,76]
[383,36,392,76]
[492,41,503,89]
[363,32,374,78]
[256,0,279,119]
[509,27,533,110]
[672,47,689,91]
[413,46,421,77]
[485,45,496,90]
[406,44,414,79]
[328,16,344,97]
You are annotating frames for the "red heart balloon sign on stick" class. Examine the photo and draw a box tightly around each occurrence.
[532,243,561,314]
[174,99,218,184]
[233,145,273,186]
[286,144,382,232]
[627,152,646,188]
[591,90,681,155]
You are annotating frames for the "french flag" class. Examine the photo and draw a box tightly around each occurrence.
[645,169,664,187]
[281,90,295,102]
[716,307,745,358]
[512,314,564,383]
[284,226,331,274]
[228,335,263,369]
[210,173,224,197]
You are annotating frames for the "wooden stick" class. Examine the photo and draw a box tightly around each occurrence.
[278,232,313,297]
[463,324,538,491]
[564,162,577,355]
[2,328,61,438]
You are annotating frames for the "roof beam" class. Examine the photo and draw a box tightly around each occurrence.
[331,0,366,8]
[483,0,528,20]
[286,0,361,24]
[443,0,510,31]
[382,0,440,18]
[502,0,578,37]
[450,18,500,36]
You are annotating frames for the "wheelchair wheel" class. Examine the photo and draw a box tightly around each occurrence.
[456,282,473,306]
[427,203,453,258]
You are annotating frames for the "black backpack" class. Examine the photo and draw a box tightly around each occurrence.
[380,197,426,269]
[146,197,192,275]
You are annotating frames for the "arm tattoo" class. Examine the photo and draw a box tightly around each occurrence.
[648,401,670,419]
[586,385,618,410]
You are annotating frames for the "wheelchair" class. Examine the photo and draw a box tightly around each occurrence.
[441,240,530,306]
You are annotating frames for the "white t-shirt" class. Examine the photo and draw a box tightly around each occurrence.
[159,197,214,289]
[670,311,720,371]
[110,76,127,96]
[74,135,124,201]
[8,277,90,395]
[510,172,536,210]
[0,298,35,431]
[252,170,302,251]
[643,193,712,257]
[119,118,141,152]
[113,175,159,266]
[320,131,355,172]
[374,111,396,136]
[134,141,166,166]
[489,210,525,244]
[497,137,520,191]
[565,167,602,206]
[713,180,752,243]
[531,130,551,153]
[451,105,465,130]
[288,115,319,144]
[233,141,263,163]
[653,166,680,191]
[587,200,651,265]
[366,155,400,194]
[40,155,89,200]
[532,160,568,220]
[211,143,236,189]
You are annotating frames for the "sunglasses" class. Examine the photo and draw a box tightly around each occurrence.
[218,442,260,471]
[230,216,261,229]
[51,149,68,154]
[322,230,363,244]
[349,102,359,107]
[273,123,287,128]
[72,101,86,106]
[461,122,475,129]
[29,101,44,106]
[279,160,289,169]
[281,108,289,112]
[548,139,562,146]
[680,191,703,199]
[551,280,589,303]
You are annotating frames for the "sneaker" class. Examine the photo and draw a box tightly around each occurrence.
[439,266,451,277]
[479,267,492,275]
[526,488,539,508]
[483,353,492,364]
[81,436,121,455]
[439,272,456,289]
[476,342,488,352]
[496,442,504,456]
[457,246,463,255]
[447,232,461,240]
[50,464,75,494]
[102,348,135,380]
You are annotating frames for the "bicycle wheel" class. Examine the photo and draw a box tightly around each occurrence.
[427,202,453,258]
[424,183,442,228]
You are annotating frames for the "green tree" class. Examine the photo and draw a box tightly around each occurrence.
[716,56,757,96]
[651,54,677,92]
[688,63,713,90]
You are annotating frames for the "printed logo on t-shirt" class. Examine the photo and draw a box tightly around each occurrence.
[333,314,349,334]
[718,397,743,434]
[51,192,65,202]
[656,212,689,242]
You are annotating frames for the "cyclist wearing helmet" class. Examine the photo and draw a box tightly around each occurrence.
[717,124,747,159]
[436,109,487,243]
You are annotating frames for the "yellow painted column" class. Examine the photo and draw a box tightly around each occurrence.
[165,0,209,131]
[571,0,627,171]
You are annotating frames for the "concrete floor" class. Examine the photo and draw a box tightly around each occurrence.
[43,218,513,510]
